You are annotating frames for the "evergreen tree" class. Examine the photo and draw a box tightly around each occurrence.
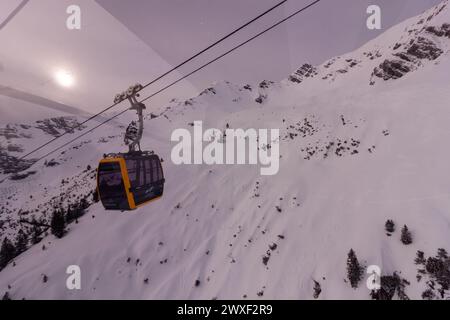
[385,219,395,233]
[31,224,42,245]
[92,189,99,203]
[2,292,11,300]
[65,206,74,223]
[0,238,16,270]
[68,203,85,223]
[371,273,410,300]
[30,218,42,245]
[437,248,448,260]
[313,280,322,299]
[346,249,363,289]
[50,209,66,239]
[14,229,28,255]
[401,225,412,245]
[422,289,435,300]
[80,197,89,210]
[78,202,86,217]
[415,251,426,265]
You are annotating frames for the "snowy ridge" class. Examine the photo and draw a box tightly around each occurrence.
[1,1,450,300]
[285,0,450,87]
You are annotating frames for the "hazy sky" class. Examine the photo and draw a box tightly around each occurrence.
[96,0,443,86]
[0,0,443,114]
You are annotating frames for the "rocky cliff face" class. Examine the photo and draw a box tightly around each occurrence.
[372,21,449,82]
[283,1,450,87]
[0,117,86,175]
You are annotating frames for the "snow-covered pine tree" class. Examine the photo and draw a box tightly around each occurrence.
[415,250,426,265]
[385,219,395,233]
[401,225,412,245]
[346,249,363,288]
[65,206,74,223]
[30,218,43,245]
[50,209,66,239]
[31,224,42,245]
[1,292,11,300]
[437,248,448,260]
[92,189,99,203]
[313,280,322,299]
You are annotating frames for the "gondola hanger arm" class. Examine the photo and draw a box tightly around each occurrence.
[114,84,146,153]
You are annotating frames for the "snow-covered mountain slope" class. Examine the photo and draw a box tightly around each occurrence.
[1,0,450,300]
[285,0,450,88]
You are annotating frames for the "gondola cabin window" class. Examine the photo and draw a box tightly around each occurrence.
[126,159,138,187]
[97,161,130,210]
[145,159,152,184]
[152,158,159,182]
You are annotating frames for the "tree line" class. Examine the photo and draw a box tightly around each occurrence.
[0,191,97,272]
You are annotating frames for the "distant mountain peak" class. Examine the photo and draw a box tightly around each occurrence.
[284,0,450,87]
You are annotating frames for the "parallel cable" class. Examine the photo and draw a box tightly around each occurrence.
[19,0,288,160]
[27,0,322,164]
[0,0,30,31]
[34,110,127,163]
[142,0,321,103]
